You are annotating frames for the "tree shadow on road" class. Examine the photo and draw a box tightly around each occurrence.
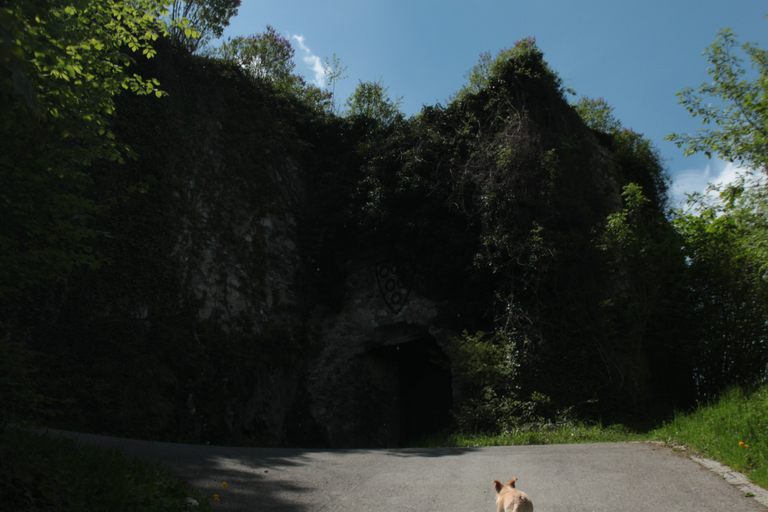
[38,428,480,511]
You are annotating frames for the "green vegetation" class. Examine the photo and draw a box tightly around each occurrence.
[0,0,171,299]
[408,39,692,431]
[654,386,768,489]
[416,20,768,466]
[593,23,768,490]
[0,336,61,429]
[0,427,213,512]
[665,19,768,400]
[344,78,403,125]
[167,0,240,53]
[415,422,641,448]
[666,16,768,173]
[209,25,333,109]
[417,384,768,489]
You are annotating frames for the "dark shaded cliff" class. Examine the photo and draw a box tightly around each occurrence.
[3,38,694,446]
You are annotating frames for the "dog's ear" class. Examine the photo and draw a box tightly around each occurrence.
[507,477,518,488]
[493,480,504,493]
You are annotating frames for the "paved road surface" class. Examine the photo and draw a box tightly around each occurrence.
[40,429,766,512]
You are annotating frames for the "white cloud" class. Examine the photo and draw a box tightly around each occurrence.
[670,159,746,208]
[291,34,326,86]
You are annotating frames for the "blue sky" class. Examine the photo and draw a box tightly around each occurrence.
[214,0,767,204]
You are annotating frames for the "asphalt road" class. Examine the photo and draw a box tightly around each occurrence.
[40,429,767,512]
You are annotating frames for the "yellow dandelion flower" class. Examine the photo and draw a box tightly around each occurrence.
[745,444,749,449]
[214,494,220,502]
[222,482,227,488]
[740,442,745,446]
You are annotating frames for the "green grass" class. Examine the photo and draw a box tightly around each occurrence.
[0,427,214,512]
[413,422,643,447]
[649,386,768,489]
[417,385,768,490]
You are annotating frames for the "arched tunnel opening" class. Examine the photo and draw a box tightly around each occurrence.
[366,334,453,446]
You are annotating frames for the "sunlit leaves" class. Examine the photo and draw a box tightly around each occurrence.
[167,0,240,53]
[213,25,296,85]
[673,179,768,394]
[449,37,570,105]
[344,79,403,127]
[666,19,768,173]
[667,17,768,392]
[0,0,169,298]
[573,96,622,134]
[210,25,333,110]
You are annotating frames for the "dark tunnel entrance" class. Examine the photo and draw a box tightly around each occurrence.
[367,335,453,446]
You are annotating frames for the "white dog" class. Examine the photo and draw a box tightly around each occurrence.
[493,477,533,512]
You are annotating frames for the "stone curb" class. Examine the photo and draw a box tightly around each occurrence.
[643,441,768,508]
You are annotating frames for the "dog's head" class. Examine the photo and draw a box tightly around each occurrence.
[493,477,518,493]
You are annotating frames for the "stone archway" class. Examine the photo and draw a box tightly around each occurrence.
[308,259,458,448]
[365,332,453,446]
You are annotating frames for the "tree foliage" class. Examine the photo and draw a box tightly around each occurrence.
[666,18,768,173]
[213,25,295,85]
[344,78,403,126]
[573,95,693,409]
[669,18,768,395]
[167,0,240,53]
[323,53,347,114]
[211,25,332,110]
[674,176,768,397]
[0,0,168,298]
[450,37,576,105]
[334,39,691,425]
[573,96,622,134]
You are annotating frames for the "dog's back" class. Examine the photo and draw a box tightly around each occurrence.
[493,478,533,512]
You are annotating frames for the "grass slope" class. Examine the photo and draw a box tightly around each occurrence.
[417,385,768,490]
[652,386,767,489]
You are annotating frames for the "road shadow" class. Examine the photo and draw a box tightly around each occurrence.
[35,428,479,511]
[379,446,479,458]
